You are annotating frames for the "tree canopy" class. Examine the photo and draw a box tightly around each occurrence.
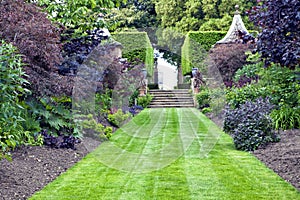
[28,0,126,36]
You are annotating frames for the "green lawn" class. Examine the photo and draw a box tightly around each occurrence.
[30,108,300,200]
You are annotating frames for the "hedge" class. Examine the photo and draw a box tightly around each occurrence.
[112,32,154,78]
[181,31,226,75]
[181,31,257,75]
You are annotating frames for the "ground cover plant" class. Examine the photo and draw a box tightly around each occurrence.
[30,108,300,199]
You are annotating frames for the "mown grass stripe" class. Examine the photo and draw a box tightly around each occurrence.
[30,108,300,200]
[120,108,168,139]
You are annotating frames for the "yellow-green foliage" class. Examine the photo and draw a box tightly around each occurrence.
[112,32,154,77]
[108,109,131,127]
[81,114,113,140]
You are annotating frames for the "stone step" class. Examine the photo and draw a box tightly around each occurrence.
[148,89,195,108]
[150,96,192,99]
[148,104,194,108]
[149,89,190,94]
[150,94,191,97]
[150,99,191,101]
[150,100,194,103]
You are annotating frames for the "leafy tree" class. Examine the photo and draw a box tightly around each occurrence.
[199,14,232,31]
[29,0,126,36]
[249,0,300,69]
[108,0,157,30]
[155,0,257,32]
[201,0,220,19]
[156,0,204,32]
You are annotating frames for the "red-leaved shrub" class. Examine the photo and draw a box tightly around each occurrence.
[208,43,253,83]
[0,0,73,96]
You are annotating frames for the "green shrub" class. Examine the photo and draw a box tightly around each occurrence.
[226,84,269,108]
[233,63,261,82]
[224,98,279,151]
[181,31,258,76]
[26,97,80,137]
[80,114,113,141]
[201,107,212,114]
[95,90,112,114]
[196,89,211,109]
[209,88,226,115]
[112,32,154,77]
[271,105,300,130]
[108,109,131,127]
[0,41,36,160]
[227,62,300,109]
[137,94,153,108]
[258,64,299,107]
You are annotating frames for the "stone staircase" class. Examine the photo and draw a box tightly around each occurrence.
[148,89,194,108]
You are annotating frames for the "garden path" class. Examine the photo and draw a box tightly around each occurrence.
[30,108,300,199]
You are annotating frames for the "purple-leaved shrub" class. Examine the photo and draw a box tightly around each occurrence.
[224,98,279,151]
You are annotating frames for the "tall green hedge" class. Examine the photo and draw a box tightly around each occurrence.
[112,32,154,78]
[181,31,226,75]
[181,31,258,75]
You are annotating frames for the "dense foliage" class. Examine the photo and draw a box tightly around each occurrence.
[271,105,300,130]
[0,41,42,160]
[25,97,80,137]
[137,94,153,108]
[80,114,113,141]
[224,98,279,151]
[196,89,211,109]
[226,62,299,108]
[109,0,157,30]
[199,14,232,31]
[181,31,226,75]
[30,0,125,37]
[0,0,73,97]
[248,0,300,68]
[108,109,131,127]
[154,0,257,32]
[209,43,253,83]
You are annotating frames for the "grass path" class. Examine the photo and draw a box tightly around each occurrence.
[30,108,299,200]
